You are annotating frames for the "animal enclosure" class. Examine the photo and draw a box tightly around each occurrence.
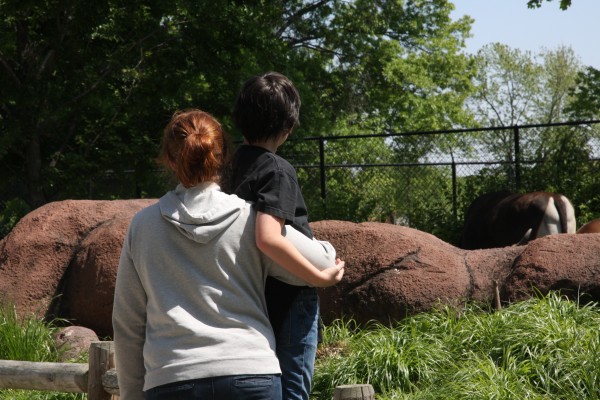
[278,120,600,244]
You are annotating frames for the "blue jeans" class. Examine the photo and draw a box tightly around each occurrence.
[275,286,319,400]
[145,374,281,400]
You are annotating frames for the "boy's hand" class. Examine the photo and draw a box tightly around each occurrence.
[316,258,345,287]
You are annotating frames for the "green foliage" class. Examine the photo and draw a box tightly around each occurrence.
[0,304,58,362]
[567,67,600,119]
[524,124,600,226]
[527,0,572,10]
[314,292,600,399]
[0,0,282,207]
[0,305,86,399]
[470,43,544,128]
[468,44,581,159]
[0,198,30,238]
[0,389,85,400]
[0,0,476,214]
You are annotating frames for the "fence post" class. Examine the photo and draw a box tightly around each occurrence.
[451,159,457,221]
[333,384,375,400]
[319,136,327,217]
[513,126,521,190]
[88,341,115,400]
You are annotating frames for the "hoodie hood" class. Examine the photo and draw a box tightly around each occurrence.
[159,182,247,244]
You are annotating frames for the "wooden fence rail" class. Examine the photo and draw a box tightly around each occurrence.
[0,341,117,399]
[0,341,373,399]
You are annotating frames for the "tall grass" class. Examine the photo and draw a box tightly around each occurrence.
[3,293,600,399]
[313,292,600,400]
[0,304,85,400]
[0,304,59,362]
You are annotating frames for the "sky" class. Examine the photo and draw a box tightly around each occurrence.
[450,0,600,69]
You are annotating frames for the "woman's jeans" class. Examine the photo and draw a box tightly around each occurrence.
[145,374,282,400]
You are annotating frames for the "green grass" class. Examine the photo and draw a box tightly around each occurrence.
[313,292,600,400]
[0,305,86,400]
[3,292,600,399]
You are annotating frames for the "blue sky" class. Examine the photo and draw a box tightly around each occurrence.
[450,0,600,69]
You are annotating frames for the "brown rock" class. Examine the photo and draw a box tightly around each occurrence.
[504,233,600,302]
[313,221,472,324]
[2,200,600,337]
[62,215,137,337]
[465,246,524,304]
[0,199,156,337]
[53,326,99,361]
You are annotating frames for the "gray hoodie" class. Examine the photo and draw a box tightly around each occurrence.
[113,182,282,399]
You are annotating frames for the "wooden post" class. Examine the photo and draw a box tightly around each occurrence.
[493,280,502,311]
[88,341,115,400]
[333,384,375,400]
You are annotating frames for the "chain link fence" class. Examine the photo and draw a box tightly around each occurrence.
[2,120,599,244]
[278,120,600,244]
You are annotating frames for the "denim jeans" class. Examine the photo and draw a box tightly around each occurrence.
[275,286,319,400]
[145,374,282,400]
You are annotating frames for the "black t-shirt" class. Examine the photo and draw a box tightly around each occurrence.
[226,145,317,334]
[228,145,313,239]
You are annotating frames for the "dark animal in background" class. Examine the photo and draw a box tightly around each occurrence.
[576,218,600,234]
[461,191,576,250]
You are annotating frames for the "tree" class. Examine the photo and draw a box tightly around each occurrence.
[1,1,181,207]
[287,0,477,230]
[1,0,477,216]
[566,67,600,120]
[469,43,548,128]
[535,46,581,123]
[464,42,600,226]
[0,1,291,208]
[466,43,543,185]
[1,1,308,208]
[528,46,584,185]
[527,0,572,10]
[467,44,581,163]
[563,66,600,223]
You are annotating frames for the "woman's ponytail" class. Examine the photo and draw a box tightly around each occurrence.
[158,109,229,187]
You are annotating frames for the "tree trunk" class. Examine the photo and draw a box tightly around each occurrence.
[26,127,46,208]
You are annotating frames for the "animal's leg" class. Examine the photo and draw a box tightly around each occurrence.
[536,197,561,237]
[556,194,576,233]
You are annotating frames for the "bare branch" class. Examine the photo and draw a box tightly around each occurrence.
[64,21,182,106]
[276,0,331,39]
[85,48,145,155]
[0,54,22,87]
[36,50,55,79]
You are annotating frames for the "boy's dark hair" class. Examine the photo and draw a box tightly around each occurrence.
[233,72,301,143]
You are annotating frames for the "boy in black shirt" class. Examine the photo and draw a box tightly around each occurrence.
[227,72,345,400]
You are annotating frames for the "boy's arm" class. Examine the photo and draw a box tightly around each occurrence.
[282,225,336,271]
[255,211,344,287]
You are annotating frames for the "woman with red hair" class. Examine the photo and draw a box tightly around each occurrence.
[112,109,344,400]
